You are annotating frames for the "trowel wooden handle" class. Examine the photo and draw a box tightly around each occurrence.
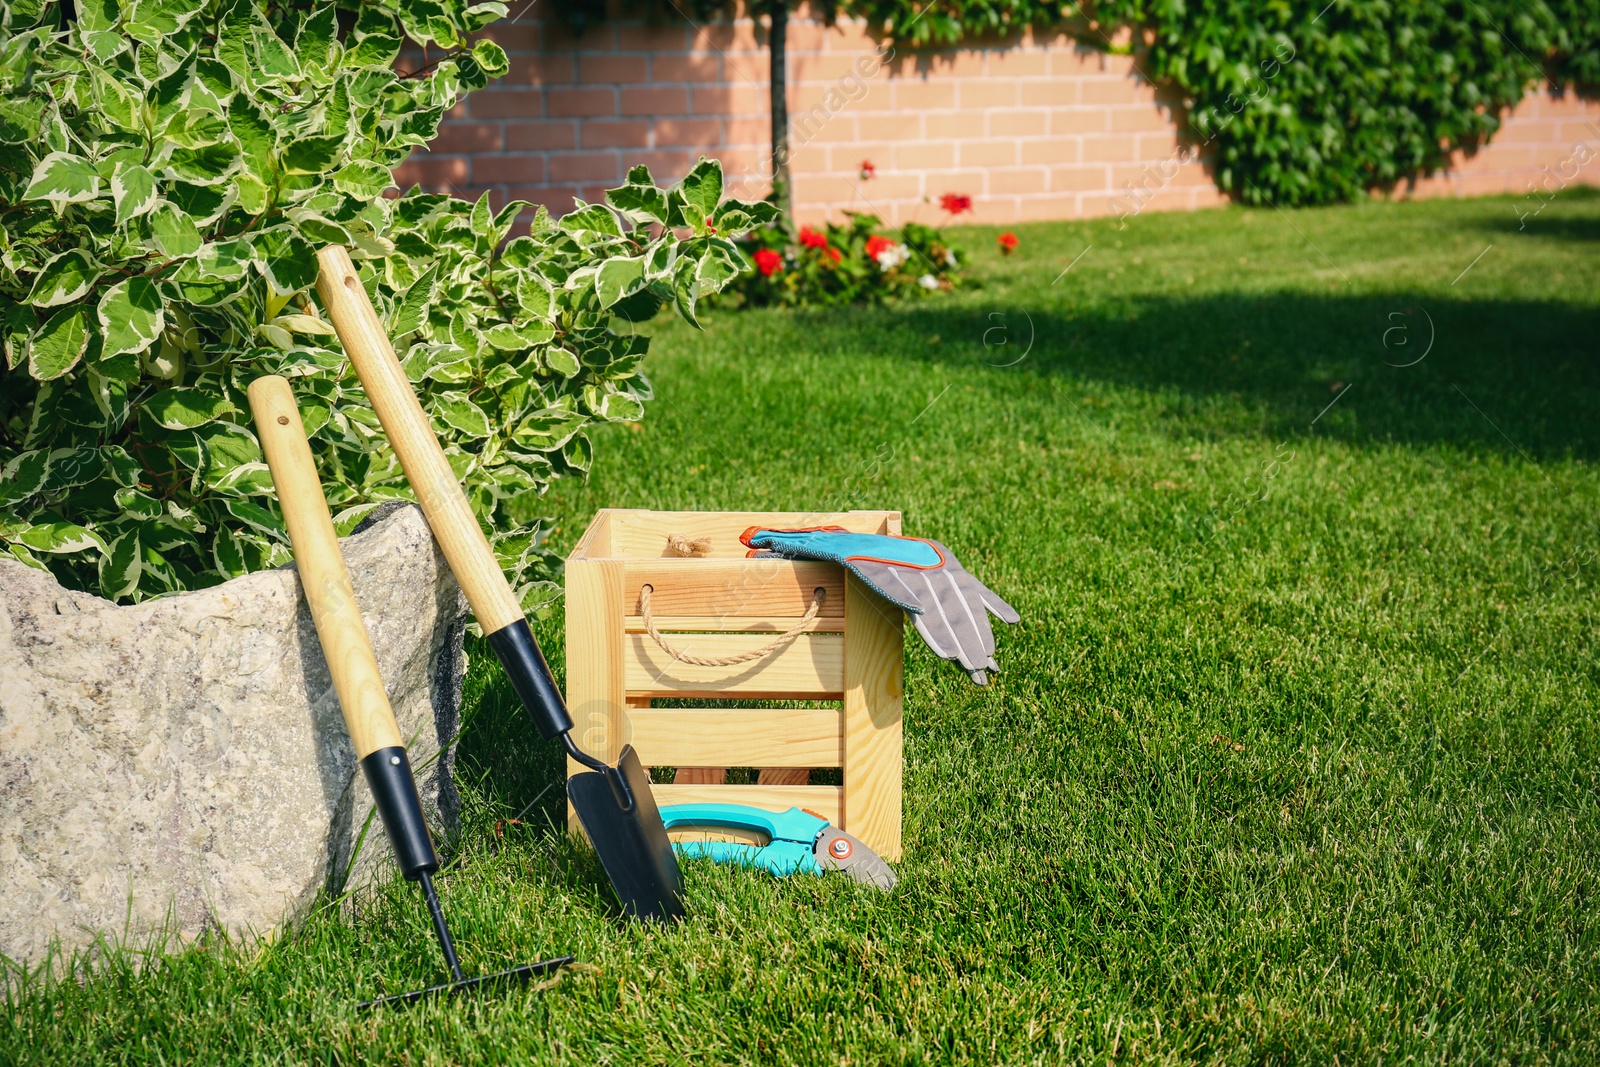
[314,245,523,635]
[249,375,403,760]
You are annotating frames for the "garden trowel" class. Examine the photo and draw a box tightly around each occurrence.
[314,245,684,923]
[248,375,573,1007]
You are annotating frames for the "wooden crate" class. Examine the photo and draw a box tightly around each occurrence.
[564,509,903,859]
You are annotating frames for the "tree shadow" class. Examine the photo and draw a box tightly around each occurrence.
[826,291,1600,462]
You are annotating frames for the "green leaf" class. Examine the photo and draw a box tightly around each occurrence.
[99,531,141,599]
[165,109,228,149]
[676,158,724,222]
[283,135,344,176]
[166,142,241,185]
[0,450,50,504]
[344,33,402,70]
[333,160,394,198]
[470,191,495,238]
[430,392,492,437]
[17,521,107,555]
[296,5,339,70]
[545,346,581,378]
[251,23,301,80]
[391,262,439,337]
[29,306,90,380]
[23,152,100,205]
[606,181,671,226]
[194,238,254,280]
[469,39,509,78]
[252,228,319,295]
[595,255,647,309]
[144,387,237,430]
[515,272,555,321]
[560,204,624,238]
[228,95,277,182]
[149,203,204,259]
[713,198,781,232]
[111,162,159,224]
[28,250,101,308]
[98,277,165,358]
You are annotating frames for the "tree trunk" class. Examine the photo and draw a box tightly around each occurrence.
[768,0,794,234]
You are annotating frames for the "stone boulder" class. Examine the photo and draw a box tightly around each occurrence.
[0,503,467,969]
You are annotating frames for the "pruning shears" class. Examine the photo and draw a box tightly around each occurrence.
[659,804,897,891]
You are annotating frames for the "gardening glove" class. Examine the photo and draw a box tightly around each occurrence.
[741,527,1020,686]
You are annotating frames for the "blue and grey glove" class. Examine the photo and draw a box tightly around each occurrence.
[741,527,1020,685]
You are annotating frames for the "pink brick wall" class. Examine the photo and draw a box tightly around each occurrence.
[395,9,1600,225]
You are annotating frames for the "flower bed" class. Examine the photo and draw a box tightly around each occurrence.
[723,213,967,308]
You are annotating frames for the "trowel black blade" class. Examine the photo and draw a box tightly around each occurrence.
[566,745,685,923]
[357,955,574,1010]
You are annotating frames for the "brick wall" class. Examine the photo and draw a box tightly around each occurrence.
[396,9,1600,225]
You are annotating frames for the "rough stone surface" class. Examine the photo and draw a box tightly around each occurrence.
[0,504,467,969]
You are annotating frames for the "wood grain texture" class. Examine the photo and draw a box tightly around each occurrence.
[315,245,522,635]
[248,375,402,760]
[604,510,899,558]
[842,571,903,859]
[565,558,625,833]
[670,768,728,785]
[650,784,842,824]
[622,560,845,618]
[625,615,845,634]
[625,632,844,698]
[624,708,841,767]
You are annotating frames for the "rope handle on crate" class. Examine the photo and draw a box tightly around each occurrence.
[638,584,826,666]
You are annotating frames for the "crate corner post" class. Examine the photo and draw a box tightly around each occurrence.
[842,569,904,861]
[563,513,625,837]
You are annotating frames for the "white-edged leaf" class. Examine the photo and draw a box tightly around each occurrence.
[29,306,91,380]
[28,250,101,307]
[98,277,165,357]
[23,151,100,204]
[111,161,159,224]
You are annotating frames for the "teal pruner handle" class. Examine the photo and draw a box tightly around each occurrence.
[661,804,829,878]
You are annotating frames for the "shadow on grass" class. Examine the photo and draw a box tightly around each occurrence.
[808,291,1600,461]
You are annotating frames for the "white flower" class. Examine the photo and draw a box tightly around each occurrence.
[874,243,912,271]
[917,273,940,290]
[944,249,958,267]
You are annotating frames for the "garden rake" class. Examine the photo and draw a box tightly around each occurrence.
[314,246,685,923]
[249,375,574,1008]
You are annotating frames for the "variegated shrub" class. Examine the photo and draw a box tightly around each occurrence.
[0,1,772,607]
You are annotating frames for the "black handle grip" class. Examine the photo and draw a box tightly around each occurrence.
[484,618,576,741]
[360,747,439,880]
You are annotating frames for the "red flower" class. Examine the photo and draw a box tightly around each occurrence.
[865,235,895,259]
[826,246,842,263]
[997,231,1019,255]
[753,248,783,276]
[940,193,973,216]
[859,160,876,180]
[799,226,829,249]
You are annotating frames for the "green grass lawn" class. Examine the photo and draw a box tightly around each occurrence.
[6,190,1600,1064]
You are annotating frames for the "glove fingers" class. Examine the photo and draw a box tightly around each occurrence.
[929,541,1020,624]
[913,567,1001,679]
[910,613,990,686]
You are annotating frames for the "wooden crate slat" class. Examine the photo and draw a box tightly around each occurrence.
[624,614,846,634]
[624,708,842,767]
[625,633,844,697]
[622,559,846,617]
[651,783,842,824]
[608,510,894,558]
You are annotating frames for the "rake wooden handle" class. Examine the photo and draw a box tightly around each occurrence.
[249,375,403,759]
[314,245,523,635]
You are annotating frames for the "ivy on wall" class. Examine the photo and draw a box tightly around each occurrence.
[851,0,1600,204]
